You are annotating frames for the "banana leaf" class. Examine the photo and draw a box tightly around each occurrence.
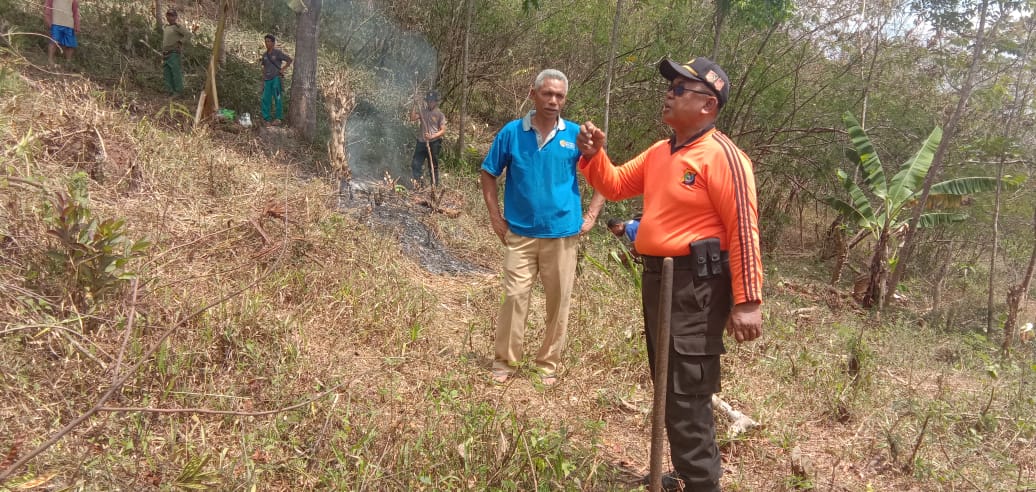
[917,212,968,228]
[887,125,942,208]
[833,169,878,228]
[843,112,887,200]
[929,176,1013,195]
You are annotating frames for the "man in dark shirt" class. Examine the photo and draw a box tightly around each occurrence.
[260,34,293,126]
[410,91,446,186]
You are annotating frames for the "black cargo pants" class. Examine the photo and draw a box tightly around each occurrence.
[642,243,732,492]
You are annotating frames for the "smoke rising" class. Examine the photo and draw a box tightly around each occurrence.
[321,0,438,183]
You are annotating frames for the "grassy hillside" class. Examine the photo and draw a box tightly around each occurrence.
[1,2,1035,491]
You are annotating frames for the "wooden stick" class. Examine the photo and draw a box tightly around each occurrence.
[649,257,674,492]
[425,139,437,188]
[137,38,163,58]
[193,90,207,126]
[712,394,761,438]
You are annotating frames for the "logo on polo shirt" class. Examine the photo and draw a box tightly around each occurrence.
[682,171,696,186]
[559,139,575,150]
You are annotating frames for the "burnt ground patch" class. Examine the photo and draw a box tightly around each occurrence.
[340,179,488,275]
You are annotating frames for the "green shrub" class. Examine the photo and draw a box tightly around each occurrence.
[41,172,150,312]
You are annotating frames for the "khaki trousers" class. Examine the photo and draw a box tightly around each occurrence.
[493,231,579,376]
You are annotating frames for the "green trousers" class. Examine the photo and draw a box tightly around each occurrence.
[261,77,284,121]
[163,52,184,96]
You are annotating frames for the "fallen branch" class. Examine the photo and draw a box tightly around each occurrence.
[137,38,163,58]
[618,398,646,414]
[0,175,47,191]
[111,279,140,384]
[98,379,351,417]
[712,395,761,438]
[415,197,461,217]
[306,393,340,471]
[249,217,273,244]
[0,323,113,363]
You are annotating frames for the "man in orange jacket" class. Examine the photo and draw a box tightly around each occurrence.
[577,56,763,491]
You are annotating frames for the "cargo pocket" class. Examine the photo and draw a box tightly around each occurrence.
[691,267,731,311]
[669,274,708,338]
[669,349,721,396]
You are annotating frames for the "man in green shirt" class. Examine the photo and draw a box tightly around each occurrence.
[161,9,192,96]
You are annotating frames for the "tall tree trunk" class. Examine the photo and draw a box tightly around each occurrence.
[856,0,871,129]
[883,0,990,308]
[455,0,475,162]
[1003,207,1036,355]
[602,0,624,138]
[289,0,322,142]
[325,74,355,185]
[711,0,729,59]
[195,0,230,126]
[989,16,1035,335]
[986,158,1004,333]
[931,246,951,314]
[154,0,162,31]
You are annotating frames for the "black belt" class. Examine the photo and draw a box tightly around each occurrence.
[642,252,729,272]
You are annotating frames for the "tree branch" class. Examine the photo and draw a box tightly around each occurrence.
[97,377,357,417]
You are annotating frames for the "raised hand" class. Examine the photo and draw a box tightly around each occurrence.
[577,121,606,157]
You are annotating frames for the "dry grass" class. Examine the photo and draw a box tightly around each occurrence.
[2,5,1036,491]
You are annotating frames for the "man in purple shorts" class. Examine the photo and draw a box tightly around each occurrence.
[44,0,80,66]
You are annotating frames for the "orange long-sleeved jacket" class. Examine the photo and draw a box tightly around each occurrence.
[579,127,763,304]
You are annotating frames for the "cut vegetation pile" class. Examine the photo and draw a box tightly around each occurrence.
[1,2,1035,491]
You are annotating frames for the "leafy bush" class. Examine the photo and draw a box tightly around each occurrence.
[41,172,150,311]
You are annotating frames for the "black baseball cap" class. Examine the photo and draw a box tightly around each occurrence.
[425,91,440,102]
[659,56,730,107]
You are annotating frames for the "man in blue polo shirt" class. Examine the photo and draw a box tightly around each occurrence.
[480,69,606,386]
[607,216,641,263]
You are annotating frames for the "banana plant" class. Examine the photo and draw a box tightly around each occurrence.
[825,112,1011,307]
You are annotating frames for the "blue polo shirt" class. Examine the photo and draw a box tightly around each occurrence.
[624,219,640,242]
[481,111,583,238]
